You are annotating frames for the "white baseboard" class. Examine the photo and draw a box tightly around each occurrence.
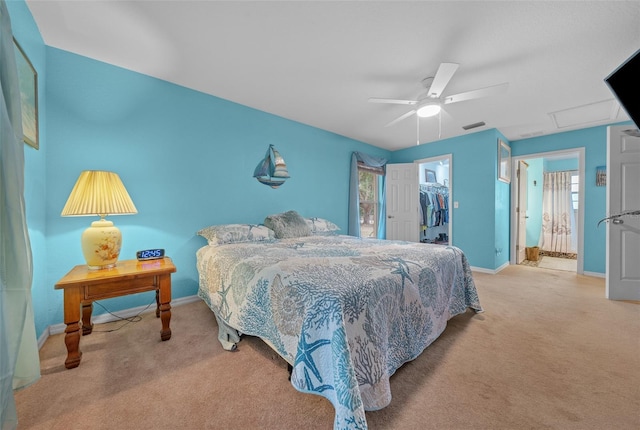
[471,261,510,275]
[37,294,201,350]
[582,271,605,278]
[37,327,49,350]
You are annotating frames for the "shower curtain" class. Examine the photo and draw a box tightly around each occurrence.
[539,171,577,254]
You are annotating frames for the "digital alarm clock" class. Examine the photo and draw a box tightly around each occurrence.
[136,248,165,261]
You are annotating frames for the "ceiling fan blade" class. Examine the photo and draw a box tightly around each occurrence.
[443,82,509,104]
[427,63,459,98]
[368,97,418,105]
[385,110,416,127]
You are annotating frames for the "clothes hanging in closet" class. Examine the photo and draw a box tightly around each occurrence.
[419,183,449,228]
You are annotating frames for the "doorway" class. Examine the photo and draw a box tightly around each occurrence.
[417,155,452,246]
[385,154,453,244]
[510,148,585,274]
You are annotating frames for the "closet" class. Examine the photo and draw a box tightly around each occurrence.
[418,159,450,245]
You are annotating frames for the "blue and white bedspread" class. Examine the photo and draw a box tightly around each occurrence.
[196,235,482,429]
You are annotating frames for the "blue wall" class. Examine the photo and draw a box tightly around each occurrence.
[512,123,632,274]
[390,129,511,270]
[42,47,389,328]
[546,158,579,172]
[390,121,629,275]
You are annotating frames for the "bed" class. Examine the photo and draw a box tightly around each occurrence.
[196,212,482,429]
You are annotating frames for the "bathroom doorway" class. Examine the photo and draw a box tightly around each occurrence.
[510,148,584,274]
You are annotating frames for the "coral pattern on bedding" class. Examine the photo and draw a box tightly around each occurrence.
[196,235,481,430]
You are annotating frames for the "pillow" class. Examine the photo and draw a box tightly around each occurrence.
[197,223,275,245]
[264,210,311,239]
[305,217,341,235]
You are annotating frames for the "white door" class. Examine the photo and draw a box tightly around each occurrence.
[606,125,640,300]
[516,161,529,263]
[386,163,419,242]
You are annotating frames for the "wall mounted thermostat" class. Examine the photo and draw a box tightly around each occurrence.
[136,249,165,261]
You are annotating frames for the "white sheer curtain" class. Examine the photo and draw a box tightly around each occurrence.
[1,1,41,428]
[539,171,577,254]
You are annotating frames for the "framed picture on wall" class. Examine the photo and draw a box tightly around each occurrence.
[13,37,39,150]
[498,138,511,183]
[425,169,437,183]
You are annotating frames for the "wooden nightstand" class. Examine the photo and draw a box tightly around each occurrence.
[55,257,177,369]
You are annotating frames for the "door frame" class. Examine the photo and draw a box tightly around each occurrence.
[415,154,453,245]
[509,148,585,274]
[516,160,529,264]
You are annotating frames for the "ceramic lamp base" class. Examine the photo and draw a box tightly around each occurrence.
[81,219,122,269]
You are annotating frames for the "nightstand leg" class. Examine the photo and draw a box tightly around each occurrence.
[64,322,82,369]
[64,287,83,369]
[158,274,172,341]
[82,302,93,335]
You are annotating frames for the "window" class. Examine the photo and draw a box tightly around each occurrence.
[358,165,382,238]
[571,173,579,210]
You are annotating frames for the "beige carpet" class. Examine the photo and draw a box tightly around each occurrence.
[14,265,640,430]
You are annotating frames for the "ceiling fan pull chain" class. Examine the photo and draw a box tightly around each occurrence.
[416,116,420,146]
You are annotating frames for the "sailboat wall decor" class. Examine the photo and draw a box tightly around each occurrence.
[253,144,290,188]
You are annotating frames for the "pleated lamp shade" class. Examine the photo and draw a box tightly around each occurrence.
[61,171,137,269]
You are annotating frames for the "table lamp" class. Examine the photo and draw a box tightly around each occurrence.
[61,170,137,269]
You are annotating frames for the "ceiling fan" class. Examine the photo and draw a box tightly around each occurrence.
[369,63,509,128]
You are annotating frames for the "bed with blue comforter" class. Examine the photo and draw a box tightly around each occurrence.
[196,231,481,429]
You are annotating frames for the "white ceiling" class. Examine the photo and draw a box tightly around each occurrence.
[25,1,640,151]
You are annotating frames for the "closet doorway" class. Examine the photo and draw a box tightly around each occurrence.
[417,155,452,246]
[510,148,584,274]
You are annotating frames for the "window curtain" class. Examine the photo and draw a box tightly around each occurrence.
[1,1,40,429]
[348,152,387,238]
[538,171,577,254]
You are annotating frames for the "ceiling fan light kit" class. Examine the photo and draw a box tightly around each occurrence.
[416,104,441,118]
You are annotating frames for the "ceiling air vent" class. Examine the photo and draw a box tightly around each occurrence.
[462,121,486,130]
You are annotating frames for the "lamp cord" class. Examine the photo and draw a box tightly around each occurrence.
[90,298,156,333]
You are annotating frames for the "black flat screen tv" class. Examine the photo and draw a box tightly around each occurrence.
[605,49,640,128]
